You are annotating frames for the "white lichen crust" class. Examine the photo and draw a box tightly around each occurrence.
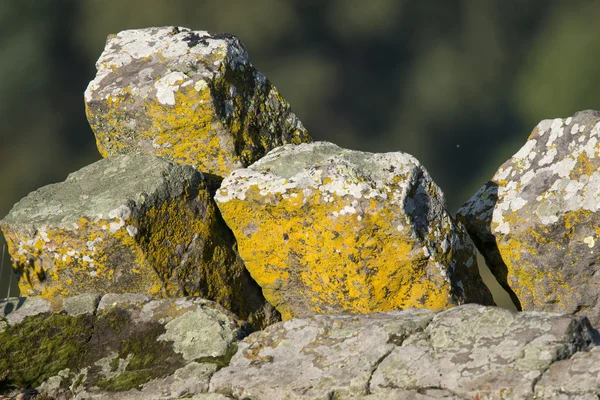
[85,26,310,177]
[458,110,600,325]
[216,142,493,319]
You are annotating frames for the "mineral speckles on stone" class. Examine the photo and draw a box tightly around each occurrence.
[457,110,600,325]
[85,26,311,177]
[215,142,494,320]
[209,304,597,400]
[0,154,273,329]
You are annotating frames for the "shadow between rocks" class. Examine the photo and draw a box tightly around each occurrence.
[458,181,523,311]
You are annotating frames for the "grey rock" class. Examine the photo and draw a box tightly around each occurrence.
[457,110,600,325]
[209,304,597,400]
[215,141,494,320]
[85,26,310,178]
[63,293,102,317]
[0,154,276,329]
[0,294,244,397]
[0,296,51,326]
[534,345,600,398]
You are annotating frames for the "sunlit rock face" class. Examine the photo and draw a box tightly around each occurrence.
[0,154,277,329]
[458,110,600,325]
[85,26,310,178]
[216,142,494,320]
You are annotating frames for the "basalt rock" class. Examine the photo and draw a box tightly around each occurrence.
[0,154,277,329]
[0,294,244,399]
[85,26,310,178]
[215,142,494,320]
[457,110,600,325]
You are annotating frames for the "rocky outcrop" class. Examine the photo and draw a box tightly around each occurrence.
[85,26,311,178]
[457,110,600,325]
[0,154,277,329]
[215,142,494,320]
[211,304,598,399]
[0,294,244,399]
[2,299,599,399]
[5,23,600,398]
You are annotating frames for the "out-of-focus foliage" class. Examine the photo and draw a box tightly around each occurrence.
[1,0,600,297]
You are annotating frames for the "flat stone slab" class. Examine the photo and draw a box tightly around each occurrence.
[210,304,599,399]
[0,154,276,328]
[0,294,244,398]
[215,142,494,319]
[457,110,600,326]
[85,26,310,177]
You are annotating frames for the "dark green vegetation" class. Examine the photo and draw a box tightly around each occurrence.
[0,307,227,393]
[0,313,94,389]
[90,308,186,392]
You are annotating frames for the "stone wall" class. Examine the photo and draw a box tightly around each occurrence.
[1,27,600,399]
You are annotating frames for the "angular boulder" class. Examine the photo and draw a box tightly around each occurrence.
[85,26,311,178]
[457,110,600,324]
[215,142,494,320]
[210,304,598,399]
[0,154,277,328]
[0,294,244,399]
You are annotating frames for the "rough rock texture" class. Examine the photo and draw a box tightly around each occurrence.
[210,304,599,400]
[0,154,277,328]
[457,110,600,325]
[85,26,310,178]
[0,294,244,399]
[215,142,494,320]
[3,300,599,399]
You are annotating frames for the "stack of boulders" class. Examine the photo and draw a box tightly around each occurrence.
[1,27,599,399]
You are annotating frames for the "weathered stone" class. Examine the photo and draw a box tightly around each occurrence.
[0,154,277,328]
[0,294,244,398]
[457,110,600,325]
[210,304,597,400]
[215,142,494,320]
[85,26,310,178]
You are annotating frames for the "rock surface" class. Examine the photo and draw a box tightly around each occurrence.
[457,110,600,325]
[215,142,494,320]
[0,154,277,328]
[85,26,310,178]
[212,304,598,399]
[0,294,244,399]
[3,300,599,399]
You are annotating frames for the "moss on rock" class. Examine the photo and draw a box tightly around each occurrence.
[0,312,94,389]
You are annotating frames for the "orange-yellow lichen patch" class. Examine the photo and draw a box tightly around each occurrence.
[220,189,457,320]
[85,27,310,177]
[0,153,276,329]
[2,215,158,298]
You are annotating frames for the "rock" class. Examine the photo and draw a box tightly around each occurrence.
[209,304,598,399]
[457,110,600,324]
[85,26,310,178]
[0,294,244,398]
[0,154,277,328]
[215,142,494,320]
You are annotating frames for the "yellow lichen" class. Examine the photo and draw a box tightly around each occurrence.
[220,187,455,320]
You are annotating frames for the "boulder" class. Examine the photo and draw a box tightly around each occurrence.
[215,142,494,320]
[457,110,600,324]
[210,304,598,399]
[0,154,277,328]
[0,294,244,399]
[84,26,310,178]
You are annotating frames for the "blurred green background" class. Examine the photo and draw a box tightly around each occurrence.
[1,0,599,304]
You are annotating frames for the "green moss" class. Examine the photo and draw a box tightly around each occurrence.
[92,308,186,392]
[0,312,94,389]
